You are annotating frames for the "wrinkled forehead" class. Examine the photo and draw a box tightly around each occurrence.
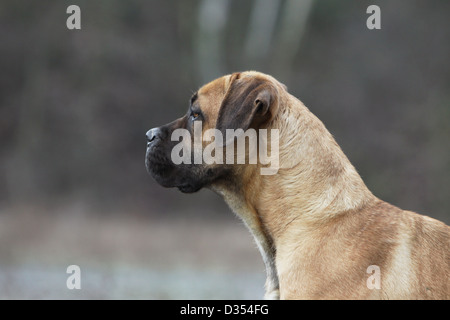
[197,71,271,101]
[196,75,230,128]
[195,72,279,128]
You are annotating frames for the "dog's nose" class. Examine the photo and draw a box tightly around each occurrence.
[146,127,161,144]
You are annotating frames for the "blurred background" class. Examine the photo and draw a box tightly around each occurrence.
[0,0,449,299]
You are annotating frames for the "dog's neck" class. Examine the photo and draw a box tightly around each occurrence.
[221,95,375,236]
[210,94,376,299]
[256,94,376,235]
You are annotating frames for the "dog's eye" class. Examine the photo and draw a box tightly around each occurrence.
[191,112,200,121]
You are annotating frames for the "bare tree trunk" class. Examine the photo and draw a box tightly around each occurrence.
[176,0,197,84]
[5,59,47,205]
[272,0,315,79]
[243,0,281,68]
[195,0,231,84]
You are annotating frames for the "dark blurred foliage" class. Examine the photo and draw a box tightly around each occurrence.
[0,0,449,223]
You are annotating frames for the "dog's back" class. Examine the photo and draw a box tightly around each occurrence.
[277,199,450,299]
[384,208,449,299]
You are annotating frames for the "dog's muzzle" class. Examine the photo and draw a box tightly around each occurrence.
[145,127,163,176]
[146,127,161,147]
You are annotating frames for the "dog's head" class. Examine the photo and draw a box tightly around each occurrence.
[145,71,284,193]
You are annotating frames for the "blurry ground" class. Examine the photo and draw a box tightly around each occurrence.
[0,204,265,299]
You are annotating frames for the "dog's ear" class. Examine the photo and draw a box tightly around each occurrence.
[216,74,279,142]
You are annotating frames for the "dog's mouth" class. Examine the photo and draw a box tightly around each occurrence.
[146,146,201,193]
[146,146,173,182]
[177,183,201,194]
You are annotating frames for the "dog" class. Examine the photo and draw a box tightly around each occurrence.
[145,71,449,299]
